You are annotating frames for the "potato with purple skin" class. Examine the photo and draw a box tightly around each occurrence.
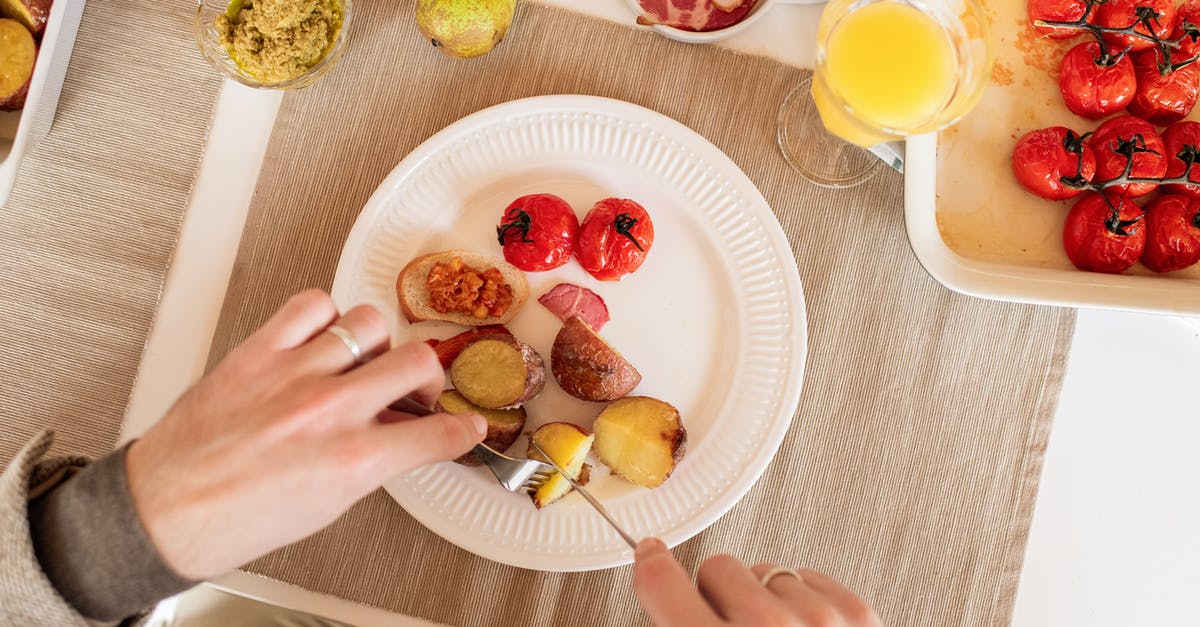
[0,0,50,37]
[551,316,641,402]
[449,334,545,409]
[0,18,35,111]
[436,390,526,466]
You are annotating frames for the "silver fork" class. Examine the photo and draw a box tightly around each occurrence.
[387,396,553,493]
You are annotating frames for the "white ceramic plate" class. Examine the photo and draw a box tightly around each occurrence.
[330,95,806,571]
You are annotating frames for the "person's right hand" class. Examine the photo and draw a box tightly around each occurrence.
[633,538,881,627]
[125,289,487,580]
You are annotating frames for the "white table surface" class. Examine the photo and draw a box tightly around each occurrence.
[119,2,1200,625]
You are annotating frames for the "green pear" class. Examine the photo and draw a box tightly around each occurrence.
[416,0,516,59]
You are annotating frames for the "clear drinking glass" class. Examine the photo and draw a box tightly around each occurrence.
[778,0,993,188]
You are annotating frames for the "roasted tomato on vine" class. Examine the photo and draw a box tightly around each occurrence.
[496,193,580,272]
[1095,0,1176,53]
[1161,121,1200,197]
[1126,48,1200,125]
[576,198,655,281]
[1059,41,1137,119]
[1063,192,1146,273]
[1141,194,1200,272]
[1173,0,1200,57]
[1012,127,1097,200]
[1028,0,1094,38]
[1089,115,1167,197]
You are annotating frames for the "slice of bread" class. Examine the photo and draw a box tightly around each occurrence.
[396,250,529,326]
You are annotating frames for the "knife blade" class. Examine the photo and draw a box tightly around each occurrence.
[529,440,638,550]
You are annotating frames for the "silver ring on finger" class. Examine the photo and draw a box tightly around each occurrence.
[325,324,364,363]
[760,567,804,587]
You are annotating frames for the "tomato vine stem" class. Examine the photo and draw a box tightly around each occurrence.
[1035,0,1200,73]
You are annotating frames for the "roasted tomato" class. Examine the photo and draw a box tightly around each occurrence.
[1095,0,1176,53]
[496,193,580,272]
[576,198,655,281]
[1172,0,1200,57]
[1089,115,1167,197]
[1142,193,1200,271]
[1127,48,1200,125]
[1161,121,1200,197]
[1063,192,1146,273]
[1028,0,1093,38]
[1059,41,1136,119]
[1012,126,1097,200]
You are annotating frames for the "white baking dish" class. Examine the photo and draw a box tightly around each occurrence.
[904,2,1200,317]
[906,135,1200,316]
[0,0,86,207]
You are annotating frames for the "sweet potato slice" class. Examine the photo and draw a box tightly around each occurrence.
[551,316,641,402]
[527,422,593,509]
[593,397,685,488]
[427,325,512,368]
[0,19,35,111]
[0,0,50,37]
[449,335,545,408]
[437,390,525,466]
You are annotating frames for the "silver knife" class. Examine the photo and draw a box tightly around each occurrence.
[529,439,638,550]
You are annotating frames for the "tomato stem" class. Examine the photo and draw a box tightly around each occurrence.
[613,213,644,251]
[496,209,535,245]
[1035,0,1200,73]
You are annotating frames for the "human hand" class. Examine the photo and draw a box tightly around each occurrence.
[125,290,486,580]
[633,539,881,627]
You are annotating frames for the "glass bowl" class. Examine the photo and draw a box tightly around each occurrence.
[194,0,352,90]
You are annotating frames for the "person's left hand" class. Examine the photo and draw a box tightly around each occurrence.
[125,290,486,580]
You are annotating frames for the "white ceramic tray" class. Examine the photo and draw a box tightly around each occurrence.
[905,3,1200,316]
[0,0,86,207]
[331,95,807,571]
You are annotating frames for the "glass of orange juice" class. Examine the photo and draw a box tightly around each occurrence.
[778,0,992,187]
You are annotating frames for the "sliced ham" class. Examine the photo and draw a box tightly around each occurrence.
[637,0,759,32]
[538,283,610,331]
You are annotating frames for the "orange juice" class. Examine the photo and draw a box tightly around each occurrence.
[813,2,958,146]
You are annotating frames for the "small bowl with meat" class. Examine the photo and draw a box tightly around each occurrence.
[628,0,779,43]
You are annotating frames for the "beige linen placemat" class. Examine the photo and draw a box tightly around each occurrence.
[0,2,221,464]
[209,2,1074,625]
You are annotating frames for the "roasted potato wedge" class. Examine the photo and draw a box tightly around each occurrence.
[551,316,641,402]
[0,18,35,111]
[436,390,526,466]
[527,422,593,509]
[449,335,545,409]
[593,396,685,488]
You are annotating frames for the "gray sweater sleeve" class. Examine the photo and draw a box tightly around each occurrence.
[1,431,196,624]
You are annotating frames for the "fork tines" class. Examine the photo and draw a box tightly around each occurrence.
[521,471,554,493]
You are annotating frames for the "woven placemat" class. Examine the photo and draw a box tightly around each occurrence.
[209,2,1074,625]
[0,3,222,465]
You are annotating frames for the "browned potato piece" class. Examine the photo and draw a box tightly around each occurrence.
[527,422,593,509]
[0,0,50,37]
[0,19,35,111]
[551,316,641,402]
[593,397,685,488]
[449,335,545,409]
[437,390,526,466]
